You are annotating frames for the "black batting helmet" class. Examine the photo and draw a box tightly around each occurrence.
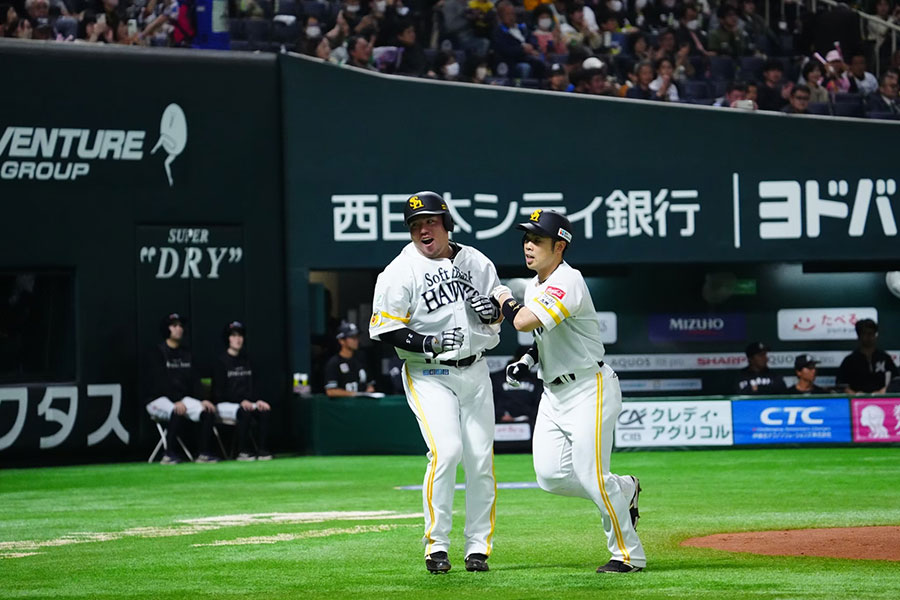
[516,209,573,245]
[403,191,454,232]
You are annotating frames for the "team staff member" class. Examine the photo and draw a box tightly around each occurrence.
[212,321,272,461]
[736,342,787,394]
[324,322,376,398]
[492,210,645,574]
[145,313,218,464]
[369,191,501,574]
[837,319,898,394]
[786,354,829,394]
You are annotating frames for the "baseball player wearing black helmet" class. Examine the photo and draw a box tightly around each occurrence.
[403,190,455,233]
[492,209,646,573]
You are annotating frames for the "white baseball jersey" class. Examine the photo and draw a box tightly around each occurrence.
[369,242,501,359]
[370,240,500,559]
[522,261,606,383]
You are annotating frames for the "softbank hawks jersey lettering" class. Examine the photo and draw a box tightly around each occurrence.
[523,261,606,382]
[369,243,501,360]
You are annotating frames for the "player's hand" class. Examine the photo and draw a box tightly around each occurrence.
[430,327,464,355]
[256,400,271,411]
[173,400,186,415]
[506,361,529,387]
[201,400,217,413]
[491,284,513,303]
[469,294,500,323]
[241,400,255,411]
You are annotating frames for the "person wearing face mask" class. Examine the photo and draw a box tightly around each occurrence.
[531,4,562,54]
[435,50,462,80]
[674,4,709,57]
[378,0,413,46]
[465,57,493,83]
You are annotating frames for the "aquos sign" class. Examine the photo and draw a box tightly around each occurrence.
[0,103,187,187]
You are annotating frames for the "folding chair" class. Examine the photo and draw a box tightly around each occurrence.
[148,417,194,463]
[212,414,260,460]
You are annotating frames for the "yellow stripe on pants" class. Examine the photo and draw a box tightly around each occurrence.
[594,371,630,563]
[405,364,439,554]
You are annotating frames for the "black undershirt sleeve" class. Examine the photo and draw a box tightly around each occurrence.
[380,328,433,354]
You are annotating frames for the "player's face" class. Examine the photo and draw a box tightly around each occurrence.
[409,214,451,259]
[341,335,359,351]
[750,351,768,370]
[797,365,816,384]
[522,232,561,273]
[168,322,183,341]
[229,332,244,352]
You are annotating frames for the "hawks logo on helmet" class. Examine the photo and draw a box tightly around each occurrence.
[530,209,542,222]
[409,196,424,210]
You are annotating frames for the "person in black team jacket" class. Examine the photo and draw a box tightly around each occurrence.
[212,321,272,461]
[145,313,219,464]
[736,341,787,394]
[324,321,376,398]
[837,319,898,394]
[786,354,829,394]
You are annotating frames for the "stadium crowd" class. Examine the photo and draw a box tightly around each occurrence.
[2,0,900,116]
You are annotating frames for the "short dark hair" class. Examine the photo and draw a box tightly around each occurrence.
[802,61,821,79]
[855,318,878,335]
[792,83,811,96]
[727,80,748,93]
[763,58,784,73]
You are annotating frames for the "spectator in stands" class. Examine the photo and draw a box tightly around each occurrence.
[325,6,352,50]
[234,0,265,18]
[561,1,602,53]
[823,49,851,93]
[651,28,677,63]
[303,35,334,61]
[532,4,562,55]
[740,0,776,55]
[24,0,51,28]
[0,4,14,37]
[324,321,377,398]
[848,53,878,96]
[492,346,542,424]
[545,61,570,91]
[865,0,897,70]
[346,34,376,69]
[712,79,748,107]
[466,0,497,46]
[786,354,829,394]
[439,0,489,57]
[212,321,272,461]
[649,56,680,100]
[12,15,33,37]
[576,56,616,95]
[746,80,758,102]
[837,318,898,394]
[595,9,623,55]
[394,21,429,75]
[650,0,679,32]
[145,313,219,464]
[96,0,123,34]
[781,83,811,114]
[757,59,790,111]
[736,341,787,394]
[866,71,900,113]
[674,3,709,57]
[464,56,493,83]
[492,0,545,78]
[435,50,461,80]
[626,31,651,62]
[801,61,829,103]
[707,5,748,57]
[626,60,656,99]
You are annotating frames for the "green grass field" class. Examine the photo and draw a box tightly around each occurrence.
[2,447,899,599]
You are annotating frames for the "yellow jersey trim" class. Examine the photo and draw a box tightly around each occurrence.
[594,371,630,563]
[405,363,439,554]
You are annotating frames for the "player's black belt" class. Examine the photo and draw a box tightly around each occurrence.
[549,361,605,386]
[423,353,483,368]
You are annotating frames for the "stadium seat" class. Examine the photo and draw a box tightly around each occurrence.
[711,79,729,98]
[229,18,246,40]
[256,0,274,18]
[276,0,298,15]
[516,78,540,88]
[834,92,862,104]
[867,111,900,120]
[230,40,252,51]
[272,20,299,43]
[484,77,510,86]
[423,48,437,67]
[245,19,273,48]
[709,56,735,81]
[739,56,765,81]
[807,102,831,115]
[833,102,864,118]
[148,418,194,463]
[454,50,466,66]
[688,55,708,80]
[684,80,710,99]
[301,0,325,19]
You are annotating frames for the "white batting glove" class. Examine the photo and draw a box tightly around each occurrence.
[491,285,513,303]
[428,327,464,355]
[505,352,535,387]
[469,294,500,323]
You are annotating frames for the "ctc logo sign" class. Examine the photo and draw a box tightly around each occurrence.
[760,406,825,425]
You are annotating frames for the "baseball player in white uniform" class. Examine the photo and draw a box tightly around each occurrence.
[492,209,646,573]
[369,191,502,574]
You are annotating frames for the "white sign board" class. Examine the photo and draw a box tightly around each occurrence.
[615,400,733,447]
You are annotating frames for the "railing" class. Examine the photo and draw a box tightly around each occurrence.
[809,0,900,73]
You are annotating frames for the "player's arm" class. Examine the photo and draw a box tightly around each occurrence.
[379,328,464,356]
[490,288,543,332]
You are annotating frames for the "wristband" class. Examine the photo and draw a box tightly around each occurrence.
[500,297,524,322]
[520,352,535,369]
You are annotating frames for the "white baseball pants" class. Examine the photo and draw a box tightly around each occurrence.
[402,359,497,558]
[532,363,646,568]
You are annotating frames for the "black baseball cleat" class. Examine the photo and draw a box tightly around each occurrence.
[628,475,641,529]
[425,551,451,574]
[464,553,489,572]
[596,560,643,573]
